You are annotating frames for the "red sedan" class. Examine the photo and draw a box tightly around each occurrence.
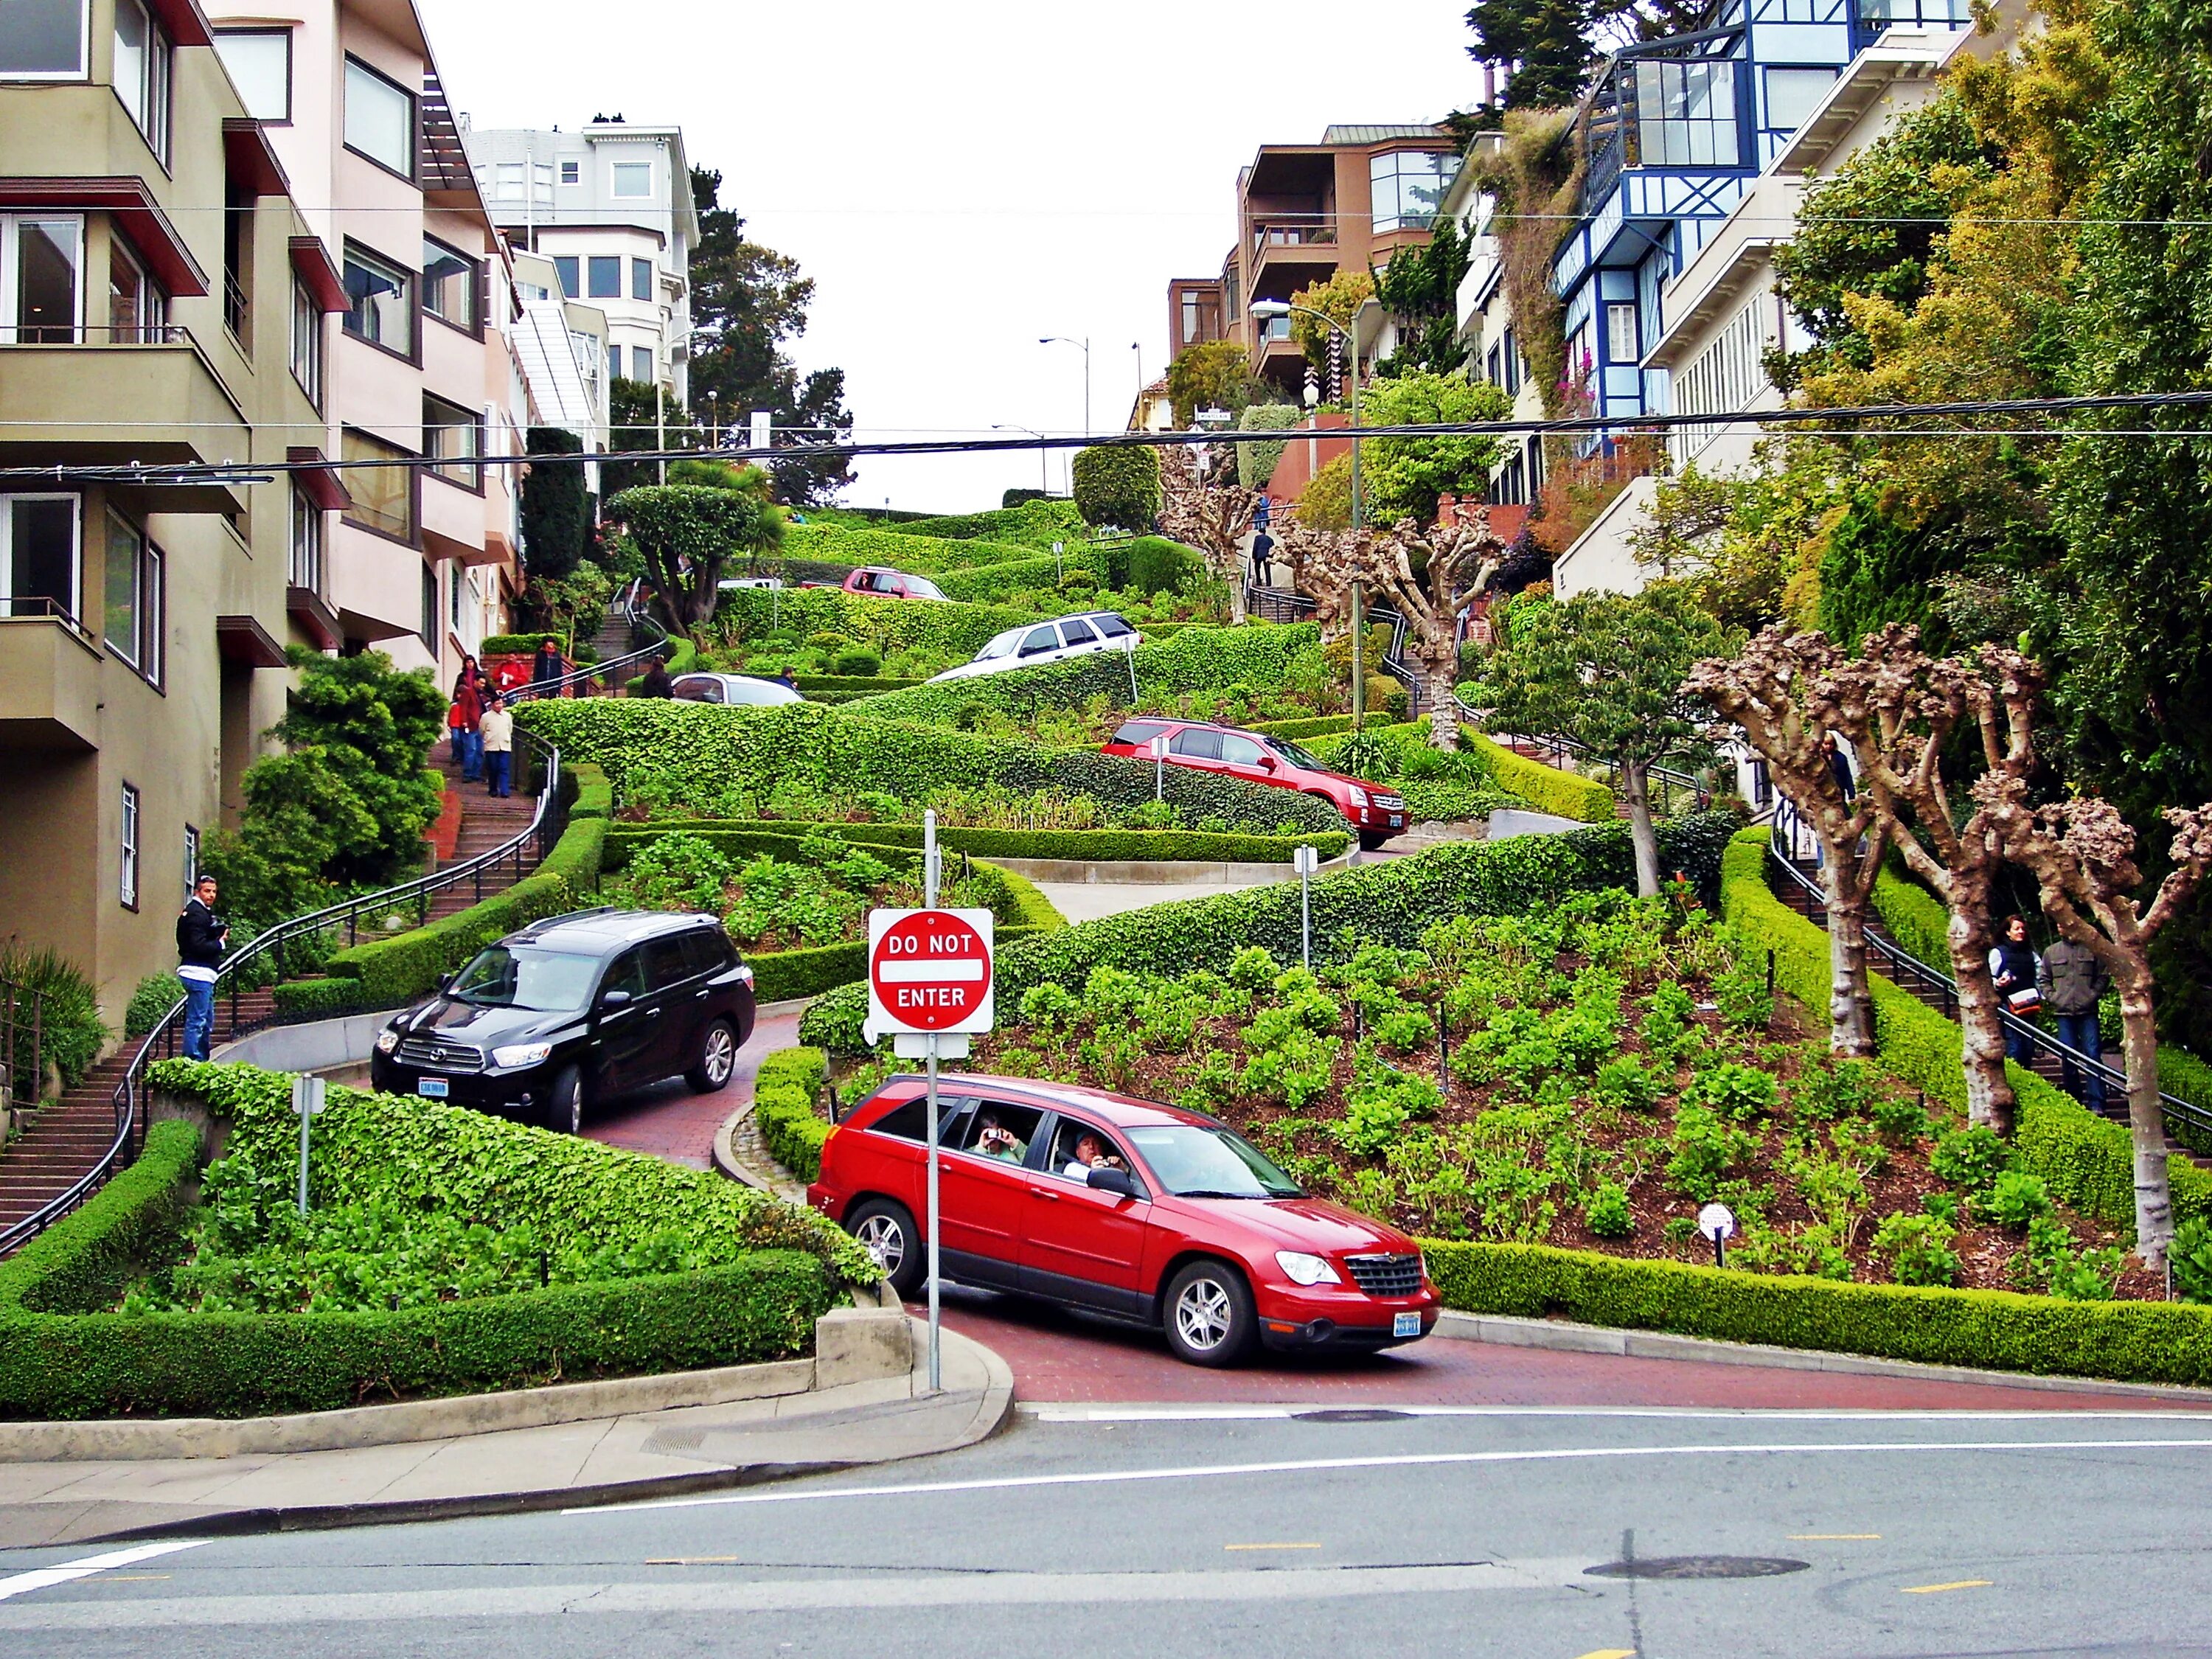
[1102,718,1406,850]
[807,1074,1439,1366]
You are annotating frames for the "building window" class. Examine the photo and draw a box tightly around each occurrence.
[611,160,651,198]
[119,782,140,911]
[1634,58,1739,167]
[341,427,417,541]
[552,254,580,299]
[1503,325,1521,393]
[559,159,580,186]
[423,392,481,489]
[420,560,437,648]
[1180,293,1200,345]
[212,27,290,122]
[1669,296,1773,468]
[493,161,524,199]
[450,560,465,632]
[587,255,620,299]
[289,483,324,592]
[1,214,83,344]
[608,341,622,384]
[113,0,172,162]
[102,508,162,683]
[343,55,415,179]
[1369,150,1453,234]
[183,822,199,900]
[0,0,87,77]
[1607,302,1639,364]
[290,275,321,403]
[532,163,553,206]
[631,257,653,302]
[1764,66,1838,133]
[341,242,412,355]
[109,235,166,344]
[422,237,476,331]
[1486,344,1503,387]
[631,344,653,383]
[0,493,80,624]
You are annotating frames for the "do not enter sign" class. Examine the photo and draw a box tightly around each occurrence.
[866,908,995,1035]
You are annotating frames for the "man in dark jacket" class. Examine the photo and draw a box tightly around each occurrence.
[636,655,674,698]
[176,874,228,1061]
[2039,936,2112,1110]
[530,637,564,692]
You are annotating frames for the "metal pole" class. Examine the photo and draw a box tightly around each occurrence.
[922,809,942,1394]
[1352,581,1365,732]
[1301,864,1311,973]
[655,380,667,485]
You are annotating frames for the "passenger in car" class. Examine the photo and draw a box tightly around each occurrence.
[975,1115,1028,1163]
[1062,1130,1127,1180]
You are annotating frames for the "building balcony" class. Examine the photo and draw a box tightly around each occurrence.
[1248,220,1340,286]
[0,602,102,752]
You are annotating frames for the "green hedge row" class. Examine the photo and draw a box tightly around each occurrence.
[778,521,1050,574]
[716,587,1045,658]
[1125,536,1203,597]
[604,820,1348,869]
[1251,713,1360,740]
[1424,1239,2212,1386]
[753,1046,832,1182]
[1467,731,1615,823]
[895,499,1091,549]
[0,1121,201,1318]
[933,553,1105,606]
[799,812,1742,1054]
[796,674,926,695]
[1717,828,2212,1233]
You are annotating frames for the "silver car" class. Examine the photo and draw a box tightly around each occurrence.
[669,672,804,707]
[928,611,1138,684]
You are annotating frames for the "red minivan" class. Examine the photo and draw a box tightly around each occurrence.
[1101,718,1406,851]
[807,1074,1439,1367]
[842,567,948,602]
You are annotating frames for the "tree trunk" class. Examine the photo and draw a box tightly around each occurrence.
[1228,552,1250,625]
[1425,661,1460,752]
[1623,757,1660,898]
[1945,876,2016,1137]
[2118,973,2174,1270]
[1825,889,1879,1059]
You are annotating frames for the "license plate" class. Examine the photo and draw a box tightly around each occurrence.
[1393,1312,1423,1338]
[1388,815,1404,827]
[417,1076,449,1099]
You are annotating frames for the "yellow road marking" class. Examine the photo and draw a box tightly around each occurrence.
[1224,1542,1323,1552]
[1902,1579,1992,1594]
[1790,1534,1882,1540]
[1572,1649,1638,1658]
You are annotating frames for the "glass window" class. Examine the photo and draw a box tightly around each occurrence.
[341,427,415,540]
[631,257,653,301]
[973,628,1021,661]
[1091,613,1134,638]
[611,160,651,198]
[1018,625,1059,656]
[343,56,414,178]
[1634,59,1739,167]
[113,0,169,159]
[119,782,139,911]
[1,495,80,622]
[1181,293,1199,344]
[1057,616,1096,645]
[452,946,600,1012]
[640,935,696,990]
[213,28,290,121]
[1607,302,1639,363]
[0,0,85,76]
[1765,66,1838,132]
[553,254,580,299]
[587,255,620,299]
[959,1102,1043,1161]
[493,161,524,198]
[423,392,480,488]
[103,508,161,679]
[1369,150,1452,234]
[1220,733,1267,767]
[108,237,163,343]
[600,948,648,1000]
[422,238,476,330]
[183,823,198,900]
[631,344,653,382]
[289,484,323,592]
[532,162,553,205]
[559,159,580,186]
[1110,719,1166,746]
[868,1093,984,1146]
[1044,1118,1135,1183]
[342,243,411,355]
[11,215,81,342]
[420,560,436,646]
[608,341,622,384]
[289,275,321,401]
[1170,728,1224,761]
[680,930,734,976]
[1124,1123,1302,1198]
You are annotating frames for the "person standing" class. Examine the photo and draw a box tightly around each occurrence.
[1989,914,2042,1064]
[530,636,564,695]
[636,654,674,698]
[479,692,515,799]
[1251,528,1276,587]
[447,669,484,784]
[2039,934,2112,1110]
[175,874,228,1062]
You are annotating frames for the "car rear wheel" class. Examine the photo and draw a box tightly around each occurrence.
[846,1198,924,1299]
[1161,1260,1257,1367]
[686,1018,739,1093]
[542,1064,585,1135]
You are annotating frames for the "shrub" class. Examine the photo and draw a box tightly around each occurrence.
[1872,1211,1960,1287]
[1594,1055,1660,1114]
[831,645,883,677]
[1464,731,1615,823]
[1978,1169,2053,1232]
[1682,1063,1778,1124]
[752,1046,832,1181]
[1931,1124,2014,1193]
[1666,1105,1751,1200]
[125,971,187,1040]
[1585,1181,1634,1239]
[2174,1217,2212,1305]
[1127,536,1203,597]
[0,939,106,1096]
[1795,1057,1879,1120]
[1871,1092,1931,1145]
[1072,445,1162,531]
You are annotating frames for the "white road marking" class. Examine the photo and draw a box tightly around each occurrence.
[1020,1404,2212,1424]
[568,1436,2212,1517]
[0,1542,207,1605]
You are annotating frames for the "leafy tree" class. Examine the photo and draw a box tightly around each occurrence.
[1357,371,1513,525]
[604,378,704,499]
[520,427,588,580]
[1295,454,1354,532]
[1288,271,1375,380]
[1071,445,1161,531]
[1235,403,1301,492]
[1464,0,1711,114]
[1166,341,1260,428]
[607,484,784,631]
[1374,220,1475,378]
[1475,586,1730,894]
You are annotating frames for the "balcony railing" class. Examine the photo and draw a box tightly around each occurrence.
[1251,219,1337,256]
[0,594,95,649]
[223,274,248,344]
[0,324,189,347]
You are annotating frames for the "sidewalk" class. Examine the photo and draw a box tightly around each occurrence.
[0,1318,1010,1550]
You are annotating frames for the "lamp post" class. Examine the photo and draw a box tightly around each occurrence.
[706,390,719,450]
[1040,335,1090,491]
[1132,341,1144,425]
[1251,298,1365,730]
[992,424,1050,497]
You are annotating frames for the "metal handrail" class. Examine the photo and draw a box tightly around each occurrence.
[0,585,670,1256]
[1763,800,2212,1142]
[1452,691,1712,808]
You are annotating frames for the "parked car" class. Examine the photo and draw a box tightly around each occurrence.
[808,1074,1438,1366]
[669,672,804,707]
[1101,718,1405,850]
[928,611,1138,684]
[843,567,948,602]
[369,909,757,1134]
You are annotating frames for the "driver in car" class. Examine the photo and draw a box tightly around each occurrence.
[975,1115,1027,1163]
[1062,1130,1127,1180]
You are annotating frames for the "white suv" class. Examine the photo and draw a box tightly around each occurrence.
[928,611,1138,683]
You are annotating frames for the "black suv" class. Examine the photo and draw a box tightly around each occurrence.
[369,909,757,1133]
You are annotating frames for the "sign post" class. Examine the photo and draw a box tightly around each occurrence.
[1293,844,1319,971]
[1697,1202,1736,1270]
[864,812,995,1395]
[291,1074,327,1217]
[1151,734,1169,803]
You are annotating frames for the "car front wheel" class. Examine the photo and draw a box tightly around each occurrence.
[1161,1259,1257,1368]
[846,1198,924,1299]
[686,1018,739,1093]
[541,1064,585,1135]
[1358,830,1394,852]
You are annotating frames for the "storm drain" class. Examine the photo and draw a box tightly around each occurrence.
[1585,1556,1810,1580]
[1294,1408,1416,1424]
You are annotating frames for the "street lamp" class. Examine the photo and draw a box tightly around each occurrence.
[1040,335,1090,491]
[706,389,719,449]
[992,423,1050,497]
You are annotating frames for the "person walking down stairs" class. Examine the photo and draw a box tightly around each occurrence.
[479,695,515,799]
[175,874,229,1062]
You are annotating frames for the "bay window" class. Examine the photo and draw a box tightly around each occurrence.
[289,483,324,592]
[0,494,81,624]
[342,241,412,355]
[1,214,82,344]
[343,55,414,179]
[290,274,322,402]
[422,237,476,331]
[102,508,162,684]
[212,27,291,122]
[0,0,86,77]
[109,236,165,343]
[1369,150,1452,234]
[341,428,416,541]
[423,392,481,489]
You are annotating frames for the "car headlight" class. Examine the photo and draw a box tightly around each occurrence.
[1276,1251,1341,1287]
[492,1041,555,1069]
[1347,786,1369,807]
[374,1028,400,1055]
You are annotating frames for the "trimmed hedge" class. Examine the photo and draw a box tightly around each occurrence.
[796,674,926,695]
[933,554,1105,605]
[0,1121,201,1318]
[1717,827,2212,1234]
[603,820,1349,870]
[1126,536,1202,597]
[716,587,1045,660]
[897,499,1091,549]
[1425,1239,2212,1386]
[753,1046,832,1182]
[778,521,1052,574]
[1467,731,1615,823]
[1252,713,1359,740]
[799,812,1742,1054]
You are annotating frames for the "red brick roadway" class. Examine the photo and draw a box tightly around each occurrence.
[582,1006,804,1169]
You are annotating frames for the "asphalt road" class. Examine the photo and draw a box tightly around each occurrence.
[5,1408,2211,1657]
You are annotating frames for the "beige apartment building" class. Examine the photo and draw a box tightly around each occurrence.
[0,0,349,1015]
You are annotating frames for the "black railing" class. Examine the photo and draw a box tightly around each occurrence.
[1,980,46,1116]
[1454,691,1712,814]
[0,587,669,1257]
[1764,801,2212,1144]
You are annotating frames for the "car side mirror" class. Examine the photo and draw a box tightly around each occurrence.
[1257,755,1279,772]
[1087,1166,1138,1199]
[601,988,633,1010]
[437,973,456,992]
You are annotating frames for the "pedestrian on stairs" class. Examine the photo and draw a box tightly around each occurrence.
[531,636,565,695]
[2039,936,2111,1111]
[479,693,515,799]
[448,661,484,783]
[176,874,228,1062]
[1989,914,2042,1065]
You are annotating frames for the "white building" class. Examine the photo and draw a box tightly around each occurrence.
[1439,139,1549,511]
[462,120,698,412]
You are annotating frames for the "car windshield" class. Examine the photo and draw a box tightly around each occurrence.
[974,629,1022,661]
[1124,1124,1304,1198]
[906,576,947,600]
[449,947,601,1012]
[1260,736,1332,773]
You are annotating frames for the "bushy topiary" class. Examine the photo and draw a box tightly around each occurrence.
[1072,445,1162,531]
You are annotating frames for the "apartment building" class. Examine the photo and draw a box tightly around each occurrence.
[0,0,347,1014]
[507,246,609,461]
[206,0,526,684]
[460,120,697,411]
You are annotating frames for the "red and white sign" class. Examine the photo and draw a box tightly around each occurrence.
[866,908,995,1037]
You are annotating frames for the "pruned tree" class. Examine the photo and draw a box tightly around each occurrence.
[1272,516,1361,644]
[605,482,783,632]
[1354,514,1507,752]
[1979,784,2212,1269]
[1158,468,1259,625]
[1686,627,1885,1057]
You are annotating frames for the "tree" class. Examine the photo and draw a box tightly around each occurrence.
[1071,445,1161,532]
[519,427,588,580]
[606,484,783,632]
[1478,586,1731,893]
[1289,272,1375,380]
[1374,220,1475,378]
[1273,515,1362,643]
[1686,627,1886,1056]
[1356,515,1508,751]
[1295,454,1354,533]
[1464,0,1711,115]
[1158,473,1259,625]
[1358,371,1514,526]
[1166,341,1259,428]
[604,378,703,499]
[1235,403,1301,493]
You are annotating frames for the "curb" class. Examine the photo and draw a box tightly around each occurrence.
[1432,1310,2212,1404]
[984,856,1300,887]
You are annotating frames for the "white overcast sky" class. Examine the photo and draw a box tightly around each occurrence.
[420,1,1480,512]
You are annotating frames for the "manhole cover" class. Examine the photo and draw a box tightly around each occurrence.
[1294,1408,1416,1424]
[1585,1556,1809,1580]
